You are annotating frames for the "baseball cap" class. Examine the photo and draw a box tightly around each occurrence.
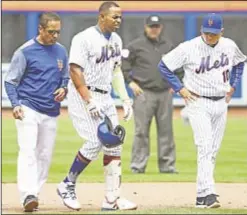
[145,15,162,26]
[202,13,223,34]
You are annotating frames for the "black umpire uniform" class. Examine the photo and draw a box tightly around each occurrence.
[122,15,179,174]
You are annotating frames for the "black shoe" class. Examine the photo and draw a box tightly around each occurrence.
[160,169,179,174]
[23,195,39,212]
[196,194,220,208]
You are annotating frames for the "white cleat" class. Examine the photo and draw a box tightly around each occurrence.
[57,181,81,211]
[102,197,137,211]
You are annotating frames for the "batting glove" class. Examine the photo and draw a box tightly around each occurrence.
[122,99,133,121]
[86,98,103,119]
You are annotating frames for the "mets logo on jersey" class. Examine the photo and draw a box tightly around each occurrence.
[195,53,229,74]
[57,59,63,71]
[96,43,121,64]
[208,19,213,26]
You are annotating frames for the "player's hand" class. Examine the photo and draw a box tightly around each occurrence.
[13,106,24,120]
[122,99,133,121]
[129,81,143,97]
[179,87,197,104]
[86,98,102,119]
[54,87,67,102]
[169,88,175,94]
[225,86,235,103]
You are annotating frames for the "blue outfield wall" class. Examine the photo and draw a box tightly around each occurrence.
[2,11,247,107]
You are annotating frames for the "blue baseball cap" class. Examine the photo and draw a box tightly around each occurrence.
[202,13,223,34]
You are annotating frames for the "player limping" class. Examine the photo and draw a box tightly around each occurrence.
[56,2,137,211]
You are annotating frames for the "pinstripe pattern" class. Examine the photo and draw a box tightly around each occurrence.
[186,97,227,197]
[162,36,247,96]
[68,26,123,161]
[69,26,122,92]
[67,81,121,161]
[161,34,246,199]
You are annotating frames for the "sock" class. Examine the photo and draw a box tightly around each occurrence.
[63,151,91,183]
[103,155,121,203]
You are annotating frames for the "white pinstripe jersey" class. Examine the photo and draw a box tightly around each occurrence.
[162,36,247,96]
[69,26,122,92]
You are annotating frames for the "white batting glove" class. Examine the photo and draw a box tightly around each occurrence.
[122,99,133,121]
[86,98,102,119]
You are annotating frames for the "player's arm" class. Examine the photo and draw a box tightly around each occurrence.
[68,35,101,118]
[226,62,245,103]
[230,43,247,90]
[158,43,196,102]
[230,62,245,90]
[69,63,91,103]
[112,65,133,121]
[158,43,186,90]
[158,44,186,93]
[70,62,102,118]
[158,61,184,93]
[4,49,26,120]
[68,35,91,103]
[226,42,247,103]
[112,65,129,101]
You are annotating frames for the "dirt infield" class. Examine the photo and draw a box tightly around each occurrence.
[2,183,247,213]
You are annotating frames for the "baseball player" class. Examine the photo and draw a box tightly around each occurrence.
[158,13,246,208]
[4,12,69,212]
[57,1,137,211]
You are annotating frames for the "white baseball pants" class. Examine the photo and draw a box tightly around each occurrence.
[67,82,121,161]
[185,97,228,197]
[15,105,57,204]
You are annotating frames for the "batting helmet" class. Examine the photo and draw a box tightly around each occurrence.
[97,115,126,148]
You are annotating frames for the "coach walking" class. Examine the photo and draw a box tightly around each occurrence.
[4,12,69,212]
[122,15,178,174]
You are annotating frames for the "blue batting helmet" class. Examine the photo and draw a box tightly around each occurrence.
[97,115,126,148]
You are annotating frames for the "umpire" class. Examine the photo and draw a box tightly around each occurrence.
[122,14,178,174]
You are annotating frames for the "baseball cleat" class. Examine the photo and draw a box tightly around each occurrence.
[57,181,81,211]
[23,195,39,212]
[195,194,220,208]
[101,197,137,211]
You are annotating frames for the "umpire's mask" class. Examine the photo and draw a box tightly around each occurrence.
[97,115,126,148]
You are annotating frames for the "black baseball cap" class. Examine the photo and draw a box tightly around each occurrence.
[145,15,162,26]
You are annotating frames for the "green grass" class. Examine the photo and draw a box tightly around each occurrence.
[2,115,247,183]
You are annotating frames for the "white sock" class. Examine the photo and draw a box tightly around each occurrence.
[104,159,121,203]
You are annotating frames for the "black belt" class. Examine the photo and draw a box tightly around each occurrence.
[87,86,108,94]
[202,96,225,101]
[189,91,224,101]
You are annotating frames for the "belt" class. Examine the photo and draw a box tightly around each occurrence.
[87,86,108,94]
[202,95,225,101]
[189,91,225,101]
